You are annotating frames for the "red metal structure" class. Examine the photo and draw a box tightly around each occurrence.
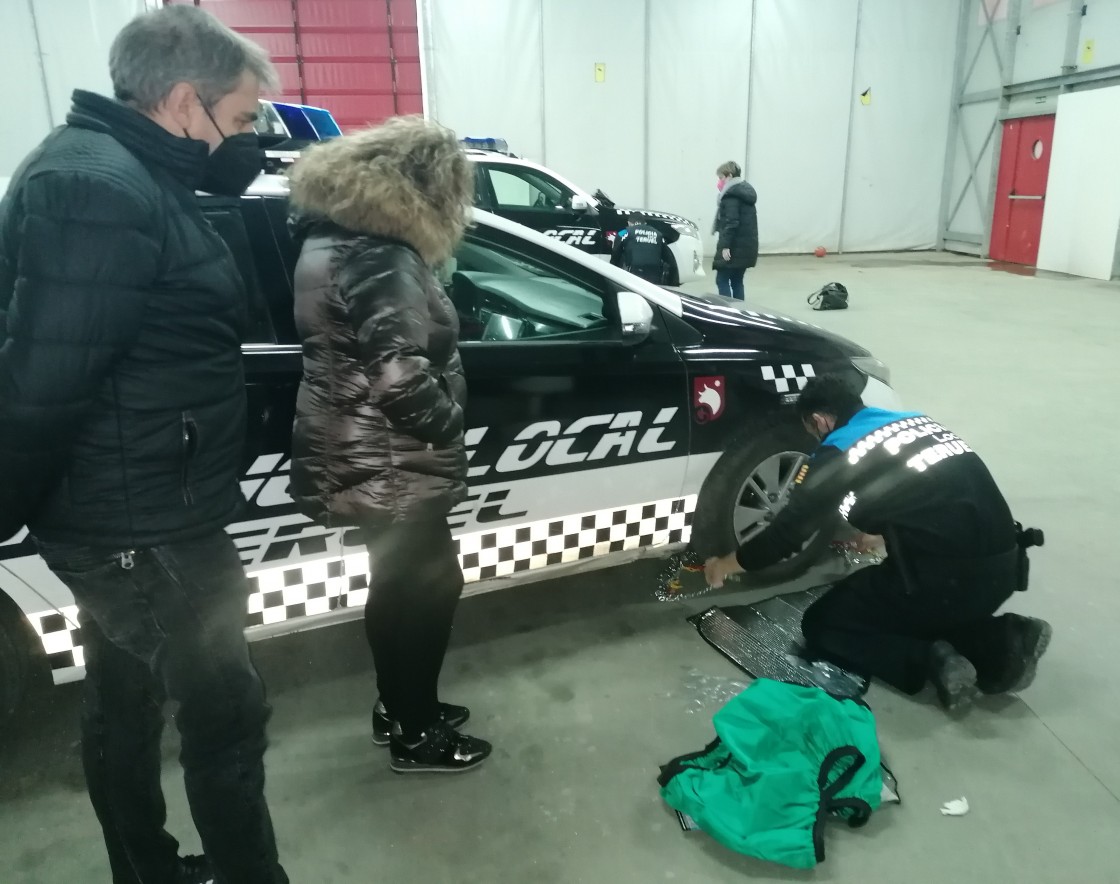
[989,114,1056,266]
[164,0,422,129]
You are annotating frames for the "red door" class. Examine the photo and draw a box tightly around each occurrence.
[989,114,1055,265]
[165,0,421,130]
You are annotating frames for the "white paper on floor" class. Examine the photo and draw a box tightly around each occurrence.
[940,797,969,816]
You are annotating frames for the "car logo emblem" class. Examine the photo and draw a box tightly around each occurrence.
[693,376,725,423]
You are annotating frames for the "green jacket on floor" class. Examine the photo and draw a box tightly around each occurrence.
[658,678,884,869]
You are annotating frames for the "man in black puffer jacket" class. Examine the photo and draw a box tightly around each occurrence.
[0,7,288,883]
[712,160,759,301]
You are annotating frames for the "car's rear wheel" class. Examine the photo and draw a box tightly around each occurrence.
[691,422,835,585]
[0,596,33,720]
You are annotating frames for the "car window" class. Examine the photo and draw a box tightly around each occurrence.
[487,166,575,211]
[445,226,615,344]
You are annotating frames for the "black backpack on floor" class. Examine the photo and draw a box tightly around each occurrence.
[808,282,849,311]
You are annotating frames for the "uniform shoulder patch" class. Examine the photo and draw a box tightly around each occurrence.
[794,464,810,485]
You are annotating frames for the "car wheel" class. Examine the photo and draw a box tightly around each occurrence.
[0,597,33,720]
[691,422,835,585]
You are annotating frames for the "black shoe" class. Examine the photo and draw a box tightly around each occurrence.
[389,721,491,774]
[928,640,978,711]
[977,614,1053,694]
[372,699,470,746]
[176,855,214,884]
[1007,614,1053,693]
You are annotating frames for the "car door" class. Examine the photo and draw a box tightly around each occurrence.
[444,222,691,584]
[476,162,604,256]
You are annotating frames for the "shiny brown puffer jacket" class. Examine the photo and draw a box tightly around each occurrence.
[288,220,468,526]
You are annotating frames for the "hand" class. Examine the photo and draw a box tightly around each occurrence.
[721,248,731,262]
[704,554,744,589]
[853,533,884,554]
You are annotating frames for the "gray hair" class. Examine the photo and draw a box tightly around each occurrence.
[110,5,278,112]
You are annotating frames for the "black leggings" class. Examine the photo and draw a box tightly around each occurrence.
[360,517,464,737]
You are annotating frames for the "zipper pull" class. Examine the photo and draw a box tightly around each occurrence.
[118,551,135,571]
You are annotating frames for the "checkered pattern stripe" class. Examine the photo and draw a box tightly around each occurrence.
[29,495,697,668]
[456,496,694,583]
[761,363,816,394]
[27,606,83,671]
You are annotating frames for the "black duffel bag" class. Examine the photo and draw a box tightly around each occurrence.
[808,282,849,311]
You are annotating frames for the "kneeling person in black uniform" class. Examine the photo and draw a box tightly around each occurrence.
[611,212,666,284]
[704,375,1051,710]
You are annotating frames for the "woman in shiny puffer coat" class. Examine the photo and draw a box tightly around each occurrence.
[287,117,490,773]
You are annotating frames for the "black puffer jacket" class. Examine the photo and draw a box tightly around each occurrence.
[287,137,468,527]
[0,91,247,547]
[713,179,759,271]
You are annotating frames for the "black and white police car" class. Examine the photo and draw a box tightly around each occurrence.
[463,137,705,285]
[0,174,897,719]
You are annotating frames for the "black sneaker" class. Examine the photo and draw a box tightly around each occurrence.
[176,855,214,884]
[389,721,491,774]
[928,640,978,711]
[371,699,470,746]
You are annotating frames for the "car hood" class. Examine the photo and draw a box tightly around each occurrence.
[671,289,871,359]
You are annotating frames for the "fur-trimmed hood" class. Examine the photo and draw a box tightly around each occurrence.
[287,118,473,266]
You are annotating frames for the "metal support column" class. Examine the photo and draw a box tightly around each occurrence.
[538,0,547,164]
[978,0,1022,259]
[26,0,55,128]
[938,0,975,250]
[642,0,651,208]
[837,0,863,254]
[744,0,758,186]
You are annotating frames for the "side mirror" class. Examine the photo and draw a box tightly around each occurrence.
[570,195,591,212]
[617,290,654,344]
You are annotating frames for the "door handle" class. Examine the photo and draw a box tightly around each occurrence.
[1008,194,1044,200]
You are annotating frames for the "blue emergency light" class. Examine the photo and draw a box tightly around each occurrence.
[460,137,510,154]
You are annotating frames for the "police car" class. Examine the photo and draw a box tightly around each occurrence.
[463,137,705,285]
[0,173,897,720]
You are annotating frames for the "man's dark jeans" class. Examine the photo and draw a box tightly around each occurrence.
[36,531,288,884]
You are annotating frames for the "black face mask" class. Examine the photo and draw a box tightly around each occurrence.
[193,103,261,196]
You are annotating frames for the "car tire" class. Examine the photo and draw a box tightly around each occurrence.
[690,421,836,585]
[0,596,33,721]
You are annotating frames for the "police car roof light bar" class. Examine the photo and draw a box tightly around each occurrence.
[460,137,517,157]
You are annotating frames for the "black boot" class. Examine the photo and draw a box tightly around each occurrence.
[978,614,1053,694]
[928,640,978,711]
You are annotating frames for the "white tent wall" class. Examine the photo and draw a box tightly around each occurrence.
[541,0,648,208]
[840,0,959,252]
[746,0,858,254]
[423,0,546,162]
[0,0,149,180]
[646,1,751,248]
[422,0,959,255]
[1036,86,1120,280]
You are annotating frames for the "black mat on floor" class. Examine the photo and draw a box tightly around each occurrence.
[687,586,868,699]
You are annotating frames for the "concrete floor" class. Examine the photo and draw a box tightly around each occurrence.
[2,252,1119,882]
